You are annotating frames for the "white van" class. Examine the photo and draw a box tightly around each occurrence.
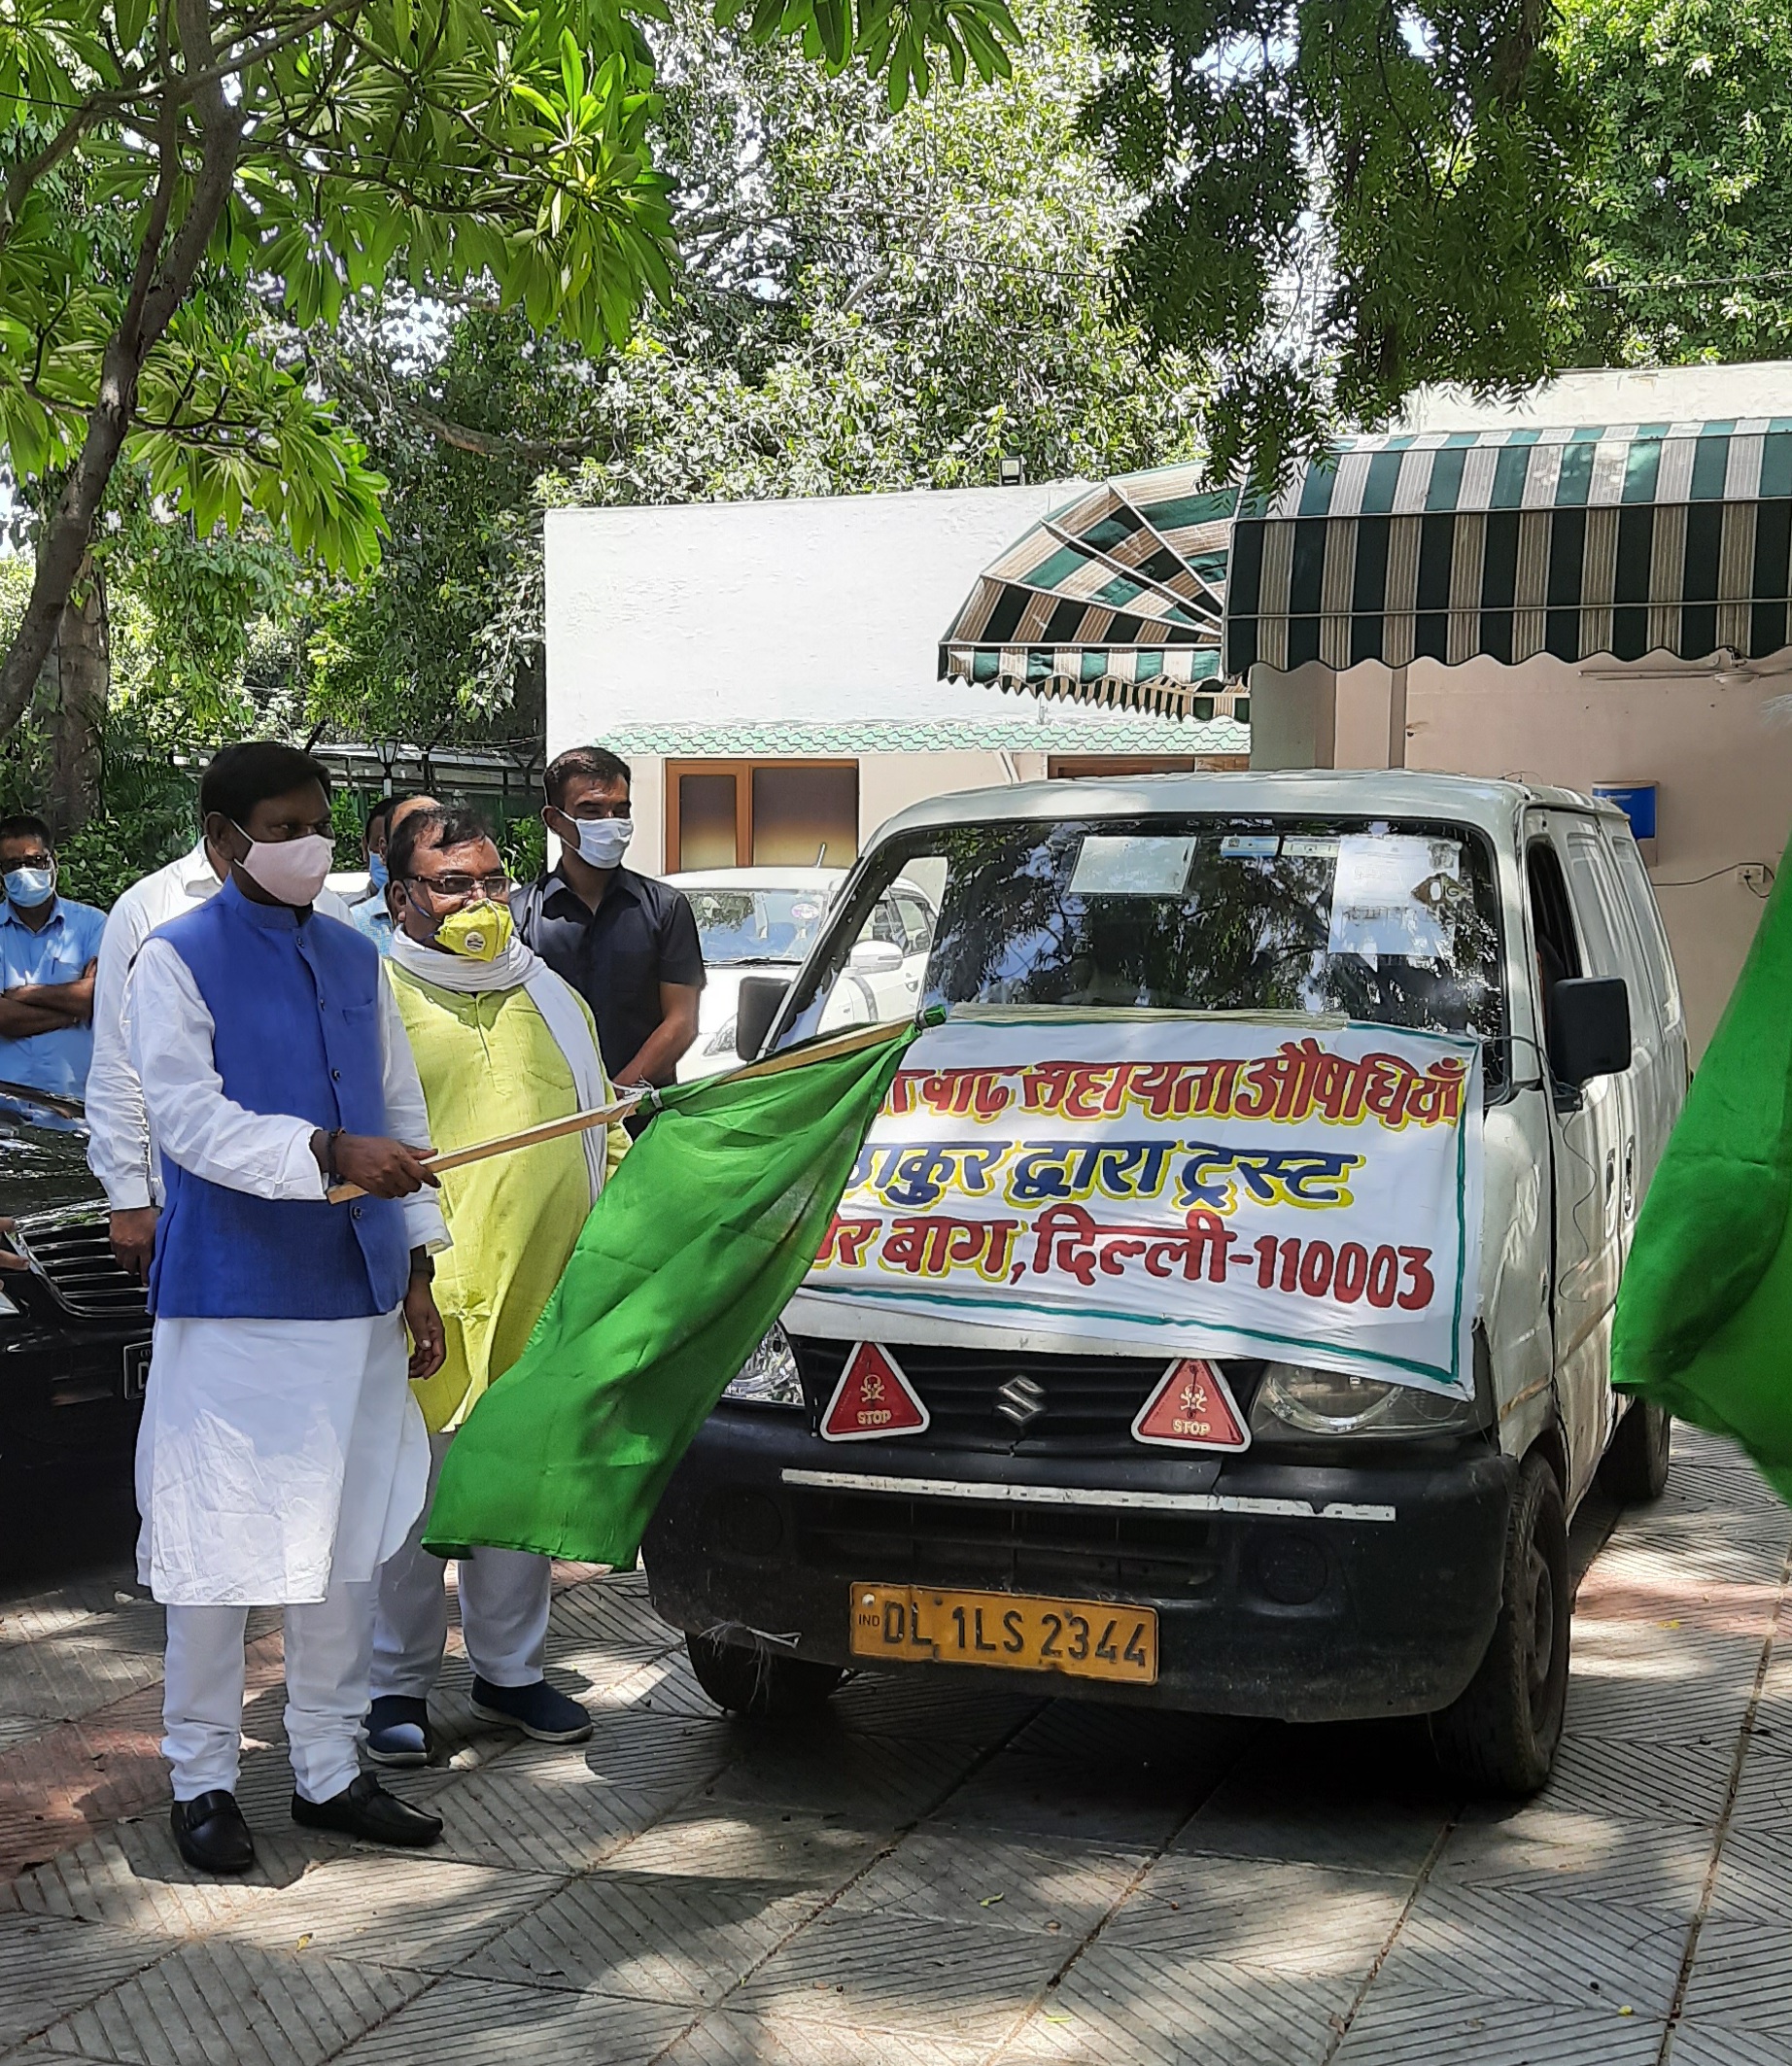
[643,773,1687,1794]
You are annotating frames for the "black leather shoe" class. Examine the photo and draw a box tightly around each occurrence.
[170,1790,256,1876]
[291,1772,443,1847]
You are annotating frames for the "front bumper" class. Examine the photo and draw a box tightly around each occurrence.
[643,1411,1516,1723]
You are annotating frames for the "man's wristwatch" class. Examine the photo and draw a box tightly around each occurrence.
[409,1250,435,1284]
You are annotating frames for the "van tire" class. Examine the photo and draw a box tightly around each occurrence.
[1601,1398,1672,1504]
[685,1631,844,1718]
[1429,1452,1570,1796]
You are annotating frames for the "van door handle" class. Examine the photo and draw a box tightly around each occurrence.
[1625,1139,1637,1214]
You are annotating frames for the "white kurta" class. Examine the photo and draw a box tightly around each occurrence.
[129,930,448,1608]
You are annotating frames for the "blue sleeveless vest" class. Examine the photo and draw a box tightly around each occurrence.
[147,879,411,1320]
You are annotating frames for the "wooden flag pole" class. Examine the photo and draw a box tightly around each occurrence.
[327,1013,924,1204]
[327,1090,647,1204]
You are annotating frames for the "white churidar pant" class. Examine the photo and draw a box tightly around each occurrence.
[163,1579,373,1803]
[371,1429,551,1698]
[140,1311,431,1803]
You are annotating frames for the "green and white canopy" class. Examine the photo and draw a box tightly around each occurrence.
[938,464,1246,720]
[1224,419,1792,676]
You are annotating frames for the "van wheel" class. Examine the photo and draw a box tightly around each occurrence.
[1600,1398,1672,1504]
[685,1631,844,1718]
[1430,1452,1569,1797]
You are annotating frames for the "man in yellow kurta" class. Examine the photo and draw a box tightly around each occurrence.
[365,806,631,1761]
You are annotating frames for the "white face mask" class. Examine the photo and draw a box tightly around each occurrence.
[232,825,336,908]
[569,815,633,870]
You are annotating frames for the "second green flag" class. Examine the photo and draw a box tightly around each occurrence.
[423,1017,921,1567]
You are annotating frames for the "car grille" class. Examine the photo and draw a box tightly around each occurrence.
[13,1214,149,1323]
[790,1488,1220,1599]
[789,1335,1258,1457]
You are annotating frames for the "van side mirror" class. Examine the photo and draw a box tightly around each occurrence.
[1548,976,1631,1088]
[848,939,904,976]
[734,976,790,1064]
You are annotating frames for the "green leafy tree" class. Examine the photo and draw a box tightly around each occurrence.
[1082,0,1590,482]
[1556,0,1792,363]
[0,0,1017,739]
[302,0,1195,750]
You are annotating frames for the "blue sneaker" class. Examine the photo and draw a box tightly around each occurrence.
[469,1676,593,1744]
[364,1694,432,1768]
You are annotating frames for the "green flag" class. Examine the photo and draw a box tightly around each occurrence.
[423,1017,922,1566]
[1613,832,1792,1504]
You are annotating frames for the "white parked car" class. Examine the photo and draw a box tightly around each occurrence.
[670,867,936,1080]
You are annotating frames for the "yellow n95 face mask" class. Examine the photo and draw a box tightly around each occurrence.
[435,899,513,962]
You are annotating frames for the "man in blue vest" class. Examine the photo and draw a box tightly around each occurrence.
[127,742,452,1875]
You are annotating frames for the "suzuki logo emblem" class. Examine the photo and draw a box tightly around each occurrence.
[994,1375,1047,1429]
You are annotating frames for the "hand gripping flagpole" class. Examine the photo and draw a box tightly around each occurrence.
[326,1013,929,1206]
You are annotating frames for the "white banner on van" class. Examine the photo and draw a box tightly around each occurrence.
[801,1013,1483,1395]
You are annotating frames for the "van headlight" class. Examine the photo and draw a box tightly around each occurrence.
[705,1016,739,1057]
[1248,1362,1480,1440]
[723,1323,804,1407]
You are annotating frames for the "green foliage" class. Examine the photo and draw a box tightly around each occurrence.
[1083,0,1590,482]
[303,0,1192,750]
[0,0,1018,724]
[1556,0,1792,362]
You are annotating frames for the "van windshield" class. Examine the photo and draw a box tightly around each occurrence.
[777,814,1505,1079]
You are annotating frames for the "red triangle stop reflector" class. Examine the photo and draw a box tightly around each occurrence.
[820,1343,930,1442]
[1132,1359,1251,1452]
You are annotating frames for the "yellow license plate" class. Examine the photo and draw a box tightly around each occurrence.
[849,1584,1157,1685]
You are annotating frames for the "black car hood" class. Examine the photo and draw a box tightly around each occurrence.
[0,1089,104,1221]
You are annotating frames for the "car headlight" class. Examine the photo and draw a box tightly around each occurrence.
[1248,1361,1480,1440]
[705,1016,739,1057]
[723,1323,804,1407]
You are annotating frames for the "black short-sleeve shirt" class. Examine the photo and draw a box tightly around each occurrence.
[510,866,705,1083]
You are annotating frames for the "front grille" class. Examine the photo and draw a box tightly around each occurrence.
[790,1335,1258,1456]
[14,1213,149,1322]
[791,1489,1220,1598]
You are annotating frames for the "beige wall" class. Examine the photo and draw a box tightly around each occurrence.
[1253,654,1792,1057]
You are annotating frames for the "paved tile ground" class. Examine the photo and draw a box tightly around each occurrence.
[0,1422,1786,2064]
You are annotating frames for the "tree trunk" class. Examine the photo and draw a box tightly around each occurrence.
[48,557,108,837]
[0,0,244,739]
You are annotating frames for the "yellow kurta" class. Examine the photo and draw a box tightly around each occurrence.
[386,963,630,1434]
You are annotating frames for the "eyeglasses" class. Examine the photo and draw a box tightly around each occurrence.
[406,873,511,900]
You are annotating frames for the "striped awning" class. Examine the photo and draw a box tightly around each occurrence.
[1224,419,1792,677]
[939,465,1248,719]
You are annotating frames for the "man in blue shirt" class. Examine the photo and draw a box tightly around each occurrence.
[0,814,107,1099]
[351,793,436,956]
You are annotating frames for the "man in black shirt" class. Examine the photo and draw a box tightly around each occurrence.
[510,747,704,1092]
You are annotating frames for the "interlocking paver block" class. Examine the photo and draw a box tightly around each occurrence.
[610,1803,886,1890]
[1374,1882,1690,2015]
[1003,1944,1354,2065]
[703,1725,970,1822]
[0,1912,163,2049]
[0,1821,316,1936]
[835,1829,1142,1938]
[734,1908,1069,2042]
[1330,1986,1666,2064]
[660,2006,988,2064]
[1432,1811,1711,1916]
[1103,1853,1406,1980]
[1677,1915,1792,2034]
[461,1865,822,2004]
[210,1854,565,1975]
[41,1940,429,2066]
[1668,2015,1792,2065]
[931,1751,1199,1849]
[426,1746,693,1875]
[328,1974,692,2064]
[1175,1739,1452,1879]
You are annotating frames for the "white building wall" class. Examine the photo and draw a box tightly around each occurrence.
[545,486,1084,752]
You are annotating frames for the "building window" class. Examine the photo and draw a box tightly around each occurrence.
[668,760,859,871]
